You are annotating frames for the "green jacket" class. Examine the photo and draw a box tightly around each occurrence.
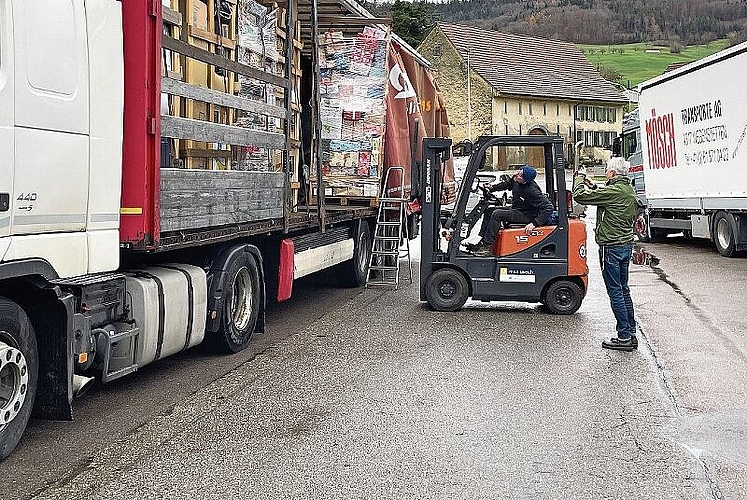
[573,175,637,246]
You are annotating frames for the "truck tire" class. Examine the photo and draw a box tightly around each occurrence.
[634,209,665,243]
[425,268,469,312]
[713,211,737,257]
[217,253,261,353]
[542,280,583,315]
[0,298,38,460]
[335,220,372,287]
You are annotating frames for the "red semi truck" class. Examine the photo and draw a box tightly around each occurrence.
[0,0,450,458]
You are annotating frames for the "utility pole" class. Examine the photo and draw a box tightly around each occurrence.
[466,48,472,140]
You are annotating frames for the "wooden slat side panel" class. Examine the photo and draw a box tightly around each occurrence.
[162,77,287,119]
[162,35,289,89]
[160,169,284,232]
[161,116,287,149]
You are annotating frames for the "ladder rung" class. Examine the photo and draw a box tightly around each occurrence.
[372,251,400,256]
[379,197,407,202]
[374,237,400,241]
[377,222,400,226]
[369,265,398,271]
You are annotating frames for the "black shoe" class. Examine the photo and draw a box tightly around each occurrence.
[614,335,638,349]
[602,337,634,352]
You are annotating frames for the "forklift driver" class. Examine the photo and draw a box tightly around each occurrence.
[472,165,554,256]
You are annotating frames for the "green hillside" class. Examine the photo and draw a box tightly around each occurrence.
[578,40,731,88]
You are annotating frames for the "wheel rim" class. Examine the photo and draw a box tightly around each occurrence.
[357,229,370,274]
[0,338,29,433]
[717,218,732,250]
[231,267,254,332]
[553,287,574,310]
[634,213,647,237]
[438,279,458,300]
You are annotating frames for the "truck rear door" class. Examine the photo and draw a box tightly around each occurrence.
[0,0,12,242]
[11,0,90,236]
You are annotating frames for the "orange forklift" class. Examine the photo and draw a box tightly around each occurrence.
[419,136,588,314]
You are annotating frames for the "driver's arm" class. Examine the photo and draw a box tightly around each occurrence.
[484,178,512,192]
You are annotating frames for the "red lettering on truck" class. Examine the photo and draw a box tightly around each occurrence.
[645,109,677,169]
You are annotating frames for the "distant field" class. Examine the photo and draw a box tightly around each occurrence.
[578,40,730,88]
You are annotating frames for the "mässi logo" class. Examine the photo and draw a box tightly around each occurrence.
[645,108,677,169]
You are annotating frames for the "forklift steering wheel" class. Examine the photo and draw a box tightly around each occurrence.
[480,185,503,205]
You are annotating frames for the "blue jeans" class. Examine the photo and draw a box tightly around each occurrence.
[600,245,636,340]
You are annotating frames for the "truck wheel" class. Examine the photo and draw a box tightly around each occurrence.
[713,211,737,257]
[542,280,583,315]
[218,254,261,353]
[0,298,38,460]
[425,268,469,312]
[634,210,651,242]
[335,220,372,287]
[635,209,664,243]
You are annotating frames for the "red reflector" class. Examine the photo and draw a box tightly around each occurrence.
[277,239,294,302]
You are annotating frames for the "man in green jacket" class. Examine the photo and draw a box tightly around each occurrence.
[573,157,638,352]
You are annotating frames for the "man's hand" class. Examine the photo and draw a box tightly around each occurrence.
[575,165,587,177]
[524,222,535,235]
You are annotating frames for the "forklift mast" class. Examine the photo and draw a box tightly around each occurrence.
[419,138,452,296]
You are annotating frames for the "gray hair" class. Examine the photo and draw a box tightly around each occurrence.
[606,157,630,176]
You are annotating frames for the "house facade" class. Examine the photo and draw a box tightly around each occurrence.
[418,23,628,168]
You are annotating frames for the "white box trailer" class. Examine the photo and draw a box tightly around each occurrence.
[629,41,747,256]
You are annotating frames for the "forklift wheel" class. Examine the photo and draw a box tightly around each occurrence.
[542,280,583,315]
[425,268,469,312]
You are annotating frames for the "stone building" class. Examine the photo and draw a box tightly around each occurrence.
[417,23,628,168]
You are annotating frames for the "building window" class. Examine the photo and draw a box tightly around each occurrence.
[576,130,584,143]
[569,104,573,117]
[556,104,560,116]
[585,131,593,146]
[519,103,523,115]
[543,103,547,116]
[608,108,616,123]
[529,103,533,115]
[556,124,559,134]
[504,101,508,113]
[505,124,509,134]
[519,124,523,134]
[568,126,572,137]
[596,107,605,122]
[433,44,442,58]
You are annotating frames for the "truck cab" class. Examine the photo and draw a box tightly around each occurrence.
[0,0,124,279]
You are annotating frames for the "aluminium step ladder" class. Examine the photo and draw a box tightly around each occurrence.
[365,166,413,289]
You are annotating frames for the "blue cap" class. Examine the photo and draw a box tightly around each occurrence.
[520,165,537,183]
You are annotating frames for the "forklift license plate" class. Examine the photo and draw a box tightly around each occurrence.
[460,223,469,238]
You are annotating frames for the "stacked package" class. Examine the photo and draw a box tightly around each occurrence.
[233,0,282,171]
[316,26,389,199]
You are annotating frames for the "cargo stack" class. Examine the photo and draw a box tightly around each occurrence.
[313,26,390,207]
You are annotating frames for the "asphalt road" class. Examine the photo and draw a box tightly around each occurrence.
[1,208,746,499]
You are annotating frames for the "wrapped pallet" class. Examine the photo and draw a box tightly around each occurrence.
[315,26,390,202]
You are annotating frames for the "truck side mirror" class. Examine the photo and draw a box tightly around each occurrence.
[452,140,473,157]
[612,137,622,157]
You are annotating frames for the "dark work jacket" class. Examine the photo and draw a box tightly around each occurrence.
[491,177,554,226]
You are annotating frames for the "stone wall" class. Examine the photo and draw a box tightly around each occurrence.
[418,28,492,143]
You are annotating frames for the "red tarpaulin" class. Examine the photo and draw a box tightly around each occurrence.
[384,40,455,206]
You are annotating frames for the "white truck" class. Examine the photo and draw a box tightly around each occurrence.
[619,41,747,256]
